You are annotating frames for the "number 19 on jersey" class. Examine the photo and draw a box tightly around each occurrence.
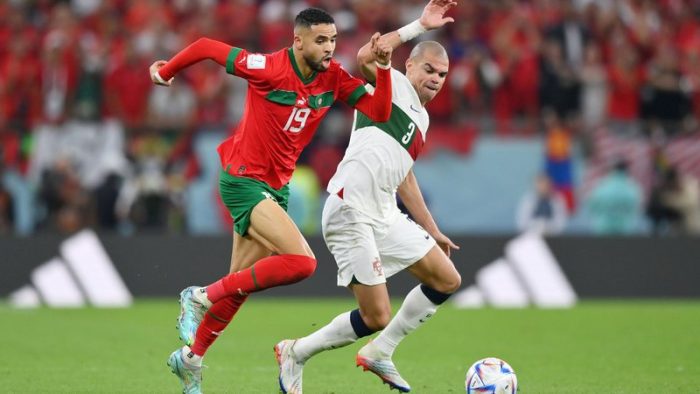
[283,107,311,133]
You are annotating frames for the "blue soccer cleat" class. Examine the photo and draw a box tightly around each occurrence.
[356,341,411,393]
[177,286,208,346]
[167,348,203,394]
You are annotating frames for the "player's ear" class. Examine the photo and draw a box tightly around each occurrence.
[293,33,303,51]
[293,26,306,51]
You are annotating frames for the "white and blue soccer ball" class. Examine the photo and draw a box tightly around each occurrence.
[465,357,517,394]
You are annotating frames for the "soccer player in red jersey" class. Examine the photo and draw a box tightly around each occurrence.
[151,8,394,393]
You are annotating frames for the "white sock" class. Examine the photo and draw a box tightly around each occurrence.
[373,285,438,357]
[194,287,212,308]
[293,311,359,362]
[181,345,203,367]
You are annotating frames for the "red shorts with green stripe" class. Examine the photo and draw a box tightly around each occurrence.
[219,170,290,236]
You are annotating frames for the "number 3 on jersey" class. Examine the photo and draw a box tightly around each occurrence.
[401,123,416,145]
[283,107,311,133]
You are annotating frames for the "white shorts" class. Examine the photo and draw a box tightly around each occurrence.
[322,194,436,287]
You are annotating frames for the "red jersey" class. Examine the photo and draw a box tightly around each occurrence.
[217,47,368,189]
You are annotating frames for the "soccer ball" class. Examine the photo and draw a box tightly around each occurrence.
[465,357,517,394]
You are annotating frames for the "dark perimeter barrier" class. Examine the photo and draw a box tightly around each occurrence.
[2,230,699,303]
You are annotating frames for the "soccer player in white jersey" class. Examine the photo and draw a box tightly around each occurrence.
[274,1,460,393]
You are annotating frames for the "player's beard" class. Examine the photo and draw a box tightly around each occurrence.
[305,54,331,72]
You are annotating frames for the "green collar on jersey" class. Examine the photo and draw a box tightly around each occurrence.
[288,47,317,85]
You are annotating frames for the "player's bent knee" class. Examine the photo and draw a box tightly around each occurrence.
[364,311,391,331]
[446,272,462,293]
[300,255,317,278]
[431,271,462,294]
[291,254,317,280]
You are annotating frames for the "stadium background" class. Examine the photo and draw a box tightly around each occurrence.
[1,0,700,393]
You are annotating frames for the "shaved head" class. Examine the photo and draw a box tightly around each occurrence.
[405,41,450,105]
[408,41,448,63]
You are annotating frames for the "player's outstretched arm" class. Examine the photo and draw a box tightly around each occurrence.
[357,0,456,83]
[398,169,460,257]
[351,33,393,122]
[149,38,233,86]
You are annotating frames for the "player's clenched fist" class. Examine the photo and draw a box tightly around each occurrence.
[369,32,393,66]
[149,60,173,86]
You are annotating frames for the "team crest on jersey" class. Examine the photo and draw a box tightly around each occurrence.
[247,54,266,69]
[372,257,383,276]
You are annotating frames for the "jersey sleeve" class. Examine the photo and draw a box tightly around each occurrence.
[225,47,273,84]
[337,66,368,106]
[157,37,232,81]
[351,65,392,122]
[389,68,407,97]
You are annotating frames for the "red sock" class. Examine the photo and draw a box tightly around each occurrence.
[206,254,316,303]
[190,293,248,356]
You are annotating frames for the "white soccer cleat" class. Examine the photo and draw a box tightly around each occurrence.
[356,341,411,392]
[167,348,203,394]
[177,286,209,346]
[274,339,304,394]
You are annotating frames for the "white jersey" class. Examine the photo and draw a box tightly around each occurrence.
[327,68,429,220]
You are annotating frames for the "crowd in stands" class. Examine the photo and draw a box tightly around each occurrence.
[1,0,700,236]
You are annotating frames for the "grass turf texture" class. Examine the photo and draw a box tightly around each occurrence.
[1,299,699,393]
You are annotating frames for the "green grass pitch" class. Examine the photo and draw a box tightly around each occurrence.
[2,299,699,393]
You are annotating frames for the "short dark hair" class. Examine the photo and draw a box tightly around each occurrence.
[295,8,334,29]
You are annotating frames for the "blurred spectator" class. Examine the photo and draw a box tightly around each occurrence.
[647,167,700,235]
[0,130,16,234]
[41,3,85,122]
[448,22,497,128]
[586,160,644,234]
[2,0,700,236]
[489,3,541,135]
[38,157,92,233]
[147,78,197,134]
[188,61,229,130]
[605,26,644,136]
[544,111,576,212]
[516,173,568,235]
[0,122,34,235]
[539,38,580,122]
[119,136,176,231]
[1,27,41,130]
[641,46,690,137]
[94,172,123,230]
[72,34,106,122]
[579,42,607,130]
[546,0,590,71]
[0,183,12,234]
[104,41,152,132]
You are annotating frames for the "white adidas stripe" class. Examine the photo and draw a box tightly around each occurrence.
[31,257,85,308]
[9,230,132,309]
[476,258,530,308]
[61,230,132,307]
[506,233,577,308]
[453,233,578,309]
